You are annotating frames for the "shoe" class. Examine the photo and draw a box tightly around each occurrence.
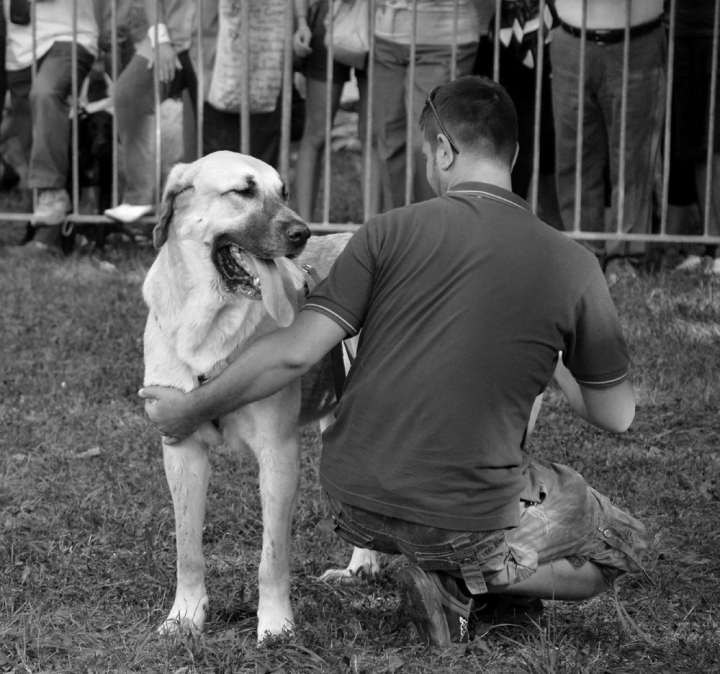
[0,159,20,190]
[605,257,638,288]
[104,203,153,223]
[674,254,703,272]
[34,189,71,225]
[397,566,473,648]
[708,258,720,275]
[471,594,544,627]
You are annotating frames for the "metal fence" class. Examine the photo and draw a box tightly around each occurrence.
[2,0,719,246]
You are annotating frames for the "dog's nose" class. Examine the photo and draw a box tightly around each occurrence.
[285,220,311,246]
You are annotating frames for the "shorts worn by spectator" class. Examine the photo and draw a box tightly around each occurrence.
[141,76,647,652]
[4,0,98,246]
[551,0,666,274]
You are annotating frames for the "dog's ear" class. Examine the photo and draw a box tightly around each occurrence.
[153,163,188,249]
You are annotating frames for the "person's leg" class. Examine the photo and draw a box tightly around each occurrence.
[372,37,410,210]
[694,156,720,273]
[295,77,345,222]
[28,42,94,190]
[603,27,667,261]
[356,70,383,217]
[550,31,608,259]
[409,41,478,204]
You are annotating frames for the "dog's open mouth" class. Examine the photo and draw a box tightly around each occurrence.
[213,239,297,327]
[215,242,263,300]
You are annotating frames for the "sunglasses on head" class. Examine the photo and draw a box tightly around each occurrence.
[425,86,460,155]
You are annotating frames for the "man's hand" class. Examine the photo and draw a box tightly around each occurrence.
[293,24,312,58]
[145,43,182,84]
[139,386,200,445]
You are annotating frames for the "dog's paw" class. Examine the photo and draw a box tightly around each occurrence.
[256,613,295,646]
[158,593,209,636]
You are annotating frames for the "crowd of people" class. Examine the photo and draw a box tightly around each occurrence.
[0,0,717,277]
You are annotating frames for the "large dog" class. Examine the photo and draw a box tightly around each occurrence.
[142,151,378,642]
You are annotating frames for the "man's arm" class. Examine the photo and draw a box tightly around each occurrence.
[140,311,347,442]
[554,357,635,433]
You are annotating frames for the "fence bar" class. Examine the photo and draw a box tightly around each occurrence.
[403,0,419,207]
[70,0,79,227]
[362,0,377,222]
[572,0,588,234]
[197,0,205,159]
[240,0,251,154]
[492,0,501,82]
[110,0,119,208]
[703,0,720,237]
[450,0,459,81]
[322,0,334,224]
[279,0,294,185]
[614,0,632,236]
[660,0,677,236]
[528,0,547,213]
[153,17,162,218]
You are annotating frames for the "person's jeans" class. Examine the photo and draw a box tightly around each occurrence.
[114,50,197,205]
[7,41,94,189]
[371,37,477,209]
[550,25,667,260]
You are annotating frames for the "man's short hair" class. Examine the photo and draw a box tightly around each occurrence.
[419,75,518,166]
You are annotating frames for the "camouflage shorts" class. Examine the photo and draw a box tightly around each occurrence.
[324,457,649,594]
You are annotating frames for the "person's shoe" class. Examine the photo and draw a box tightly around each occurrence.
[708,257,720,275]
[605,257,638,287]
[104,203,153,224]
[471,594,544,627]
[34,189,71,225]
[674,254,703,272]
[0,159,20,190]
[397,566,473,648]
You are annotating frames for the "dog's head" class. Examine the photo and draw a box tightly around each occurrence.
[154,151,311,324]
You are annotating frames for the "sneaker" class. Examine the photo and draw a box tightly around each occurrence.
[34,189,71,225]
[708,257,720,275]
[471,594,544,627]
[104,203,153,224]
[674,254,703,272]
[397,566,473,648]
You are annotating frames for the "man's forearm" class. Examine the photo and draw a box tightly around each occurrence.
[187,328,313,424]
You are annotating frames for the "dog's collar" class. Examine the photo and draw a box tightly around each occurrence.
[300,263,321,293]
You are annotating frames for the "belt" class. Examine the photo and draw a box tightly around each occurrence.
[559,17,662,45]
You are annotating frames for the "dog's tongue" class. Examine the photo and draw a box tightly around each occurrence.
[252,258,296,327]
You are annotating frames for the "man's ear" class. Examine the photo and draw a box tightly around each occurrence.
[437,134,455,169]
[511,142,520,171]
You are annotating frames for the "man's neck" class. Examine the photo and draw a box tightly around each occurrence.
[444,161,513,194]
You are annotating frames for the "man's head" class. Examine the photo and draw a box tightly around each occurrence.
[419,76,518,194]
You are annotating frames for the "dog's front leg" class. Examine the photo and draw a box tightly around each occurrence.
[253,428,301,643]
[159,434,211,635]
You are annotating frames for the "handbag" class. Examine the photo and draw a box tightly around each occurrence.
[325,0,370,71]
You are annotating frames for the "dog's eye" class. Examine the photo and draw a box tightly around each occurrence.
[226,187,254,198]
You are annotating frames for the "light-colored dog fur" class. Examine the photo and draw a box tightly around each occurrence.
[143,151,378,642]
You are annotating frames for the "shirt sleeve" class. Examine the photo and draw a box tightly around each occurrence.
[563,263,630,389]
[302,220,379,335]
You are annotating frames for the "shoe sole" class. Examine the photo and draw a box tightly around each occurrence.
[397,567,452,648]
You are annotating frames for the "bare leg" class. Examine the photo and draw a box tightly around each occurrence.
[490,559,609,601]
[159,436,211,634]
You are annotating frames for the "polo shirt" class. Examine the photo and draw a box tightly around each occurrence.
[304,182,629,532]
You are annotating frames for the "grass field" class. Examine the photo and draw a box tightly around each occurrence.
[1,175,719,673]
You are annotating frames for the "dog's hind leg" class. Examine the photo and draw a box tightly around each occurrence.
[159,435,211,635]
[320,547,381,582]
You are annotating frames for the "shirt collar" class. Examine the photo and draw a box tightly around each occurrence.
[446,182,533,213]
